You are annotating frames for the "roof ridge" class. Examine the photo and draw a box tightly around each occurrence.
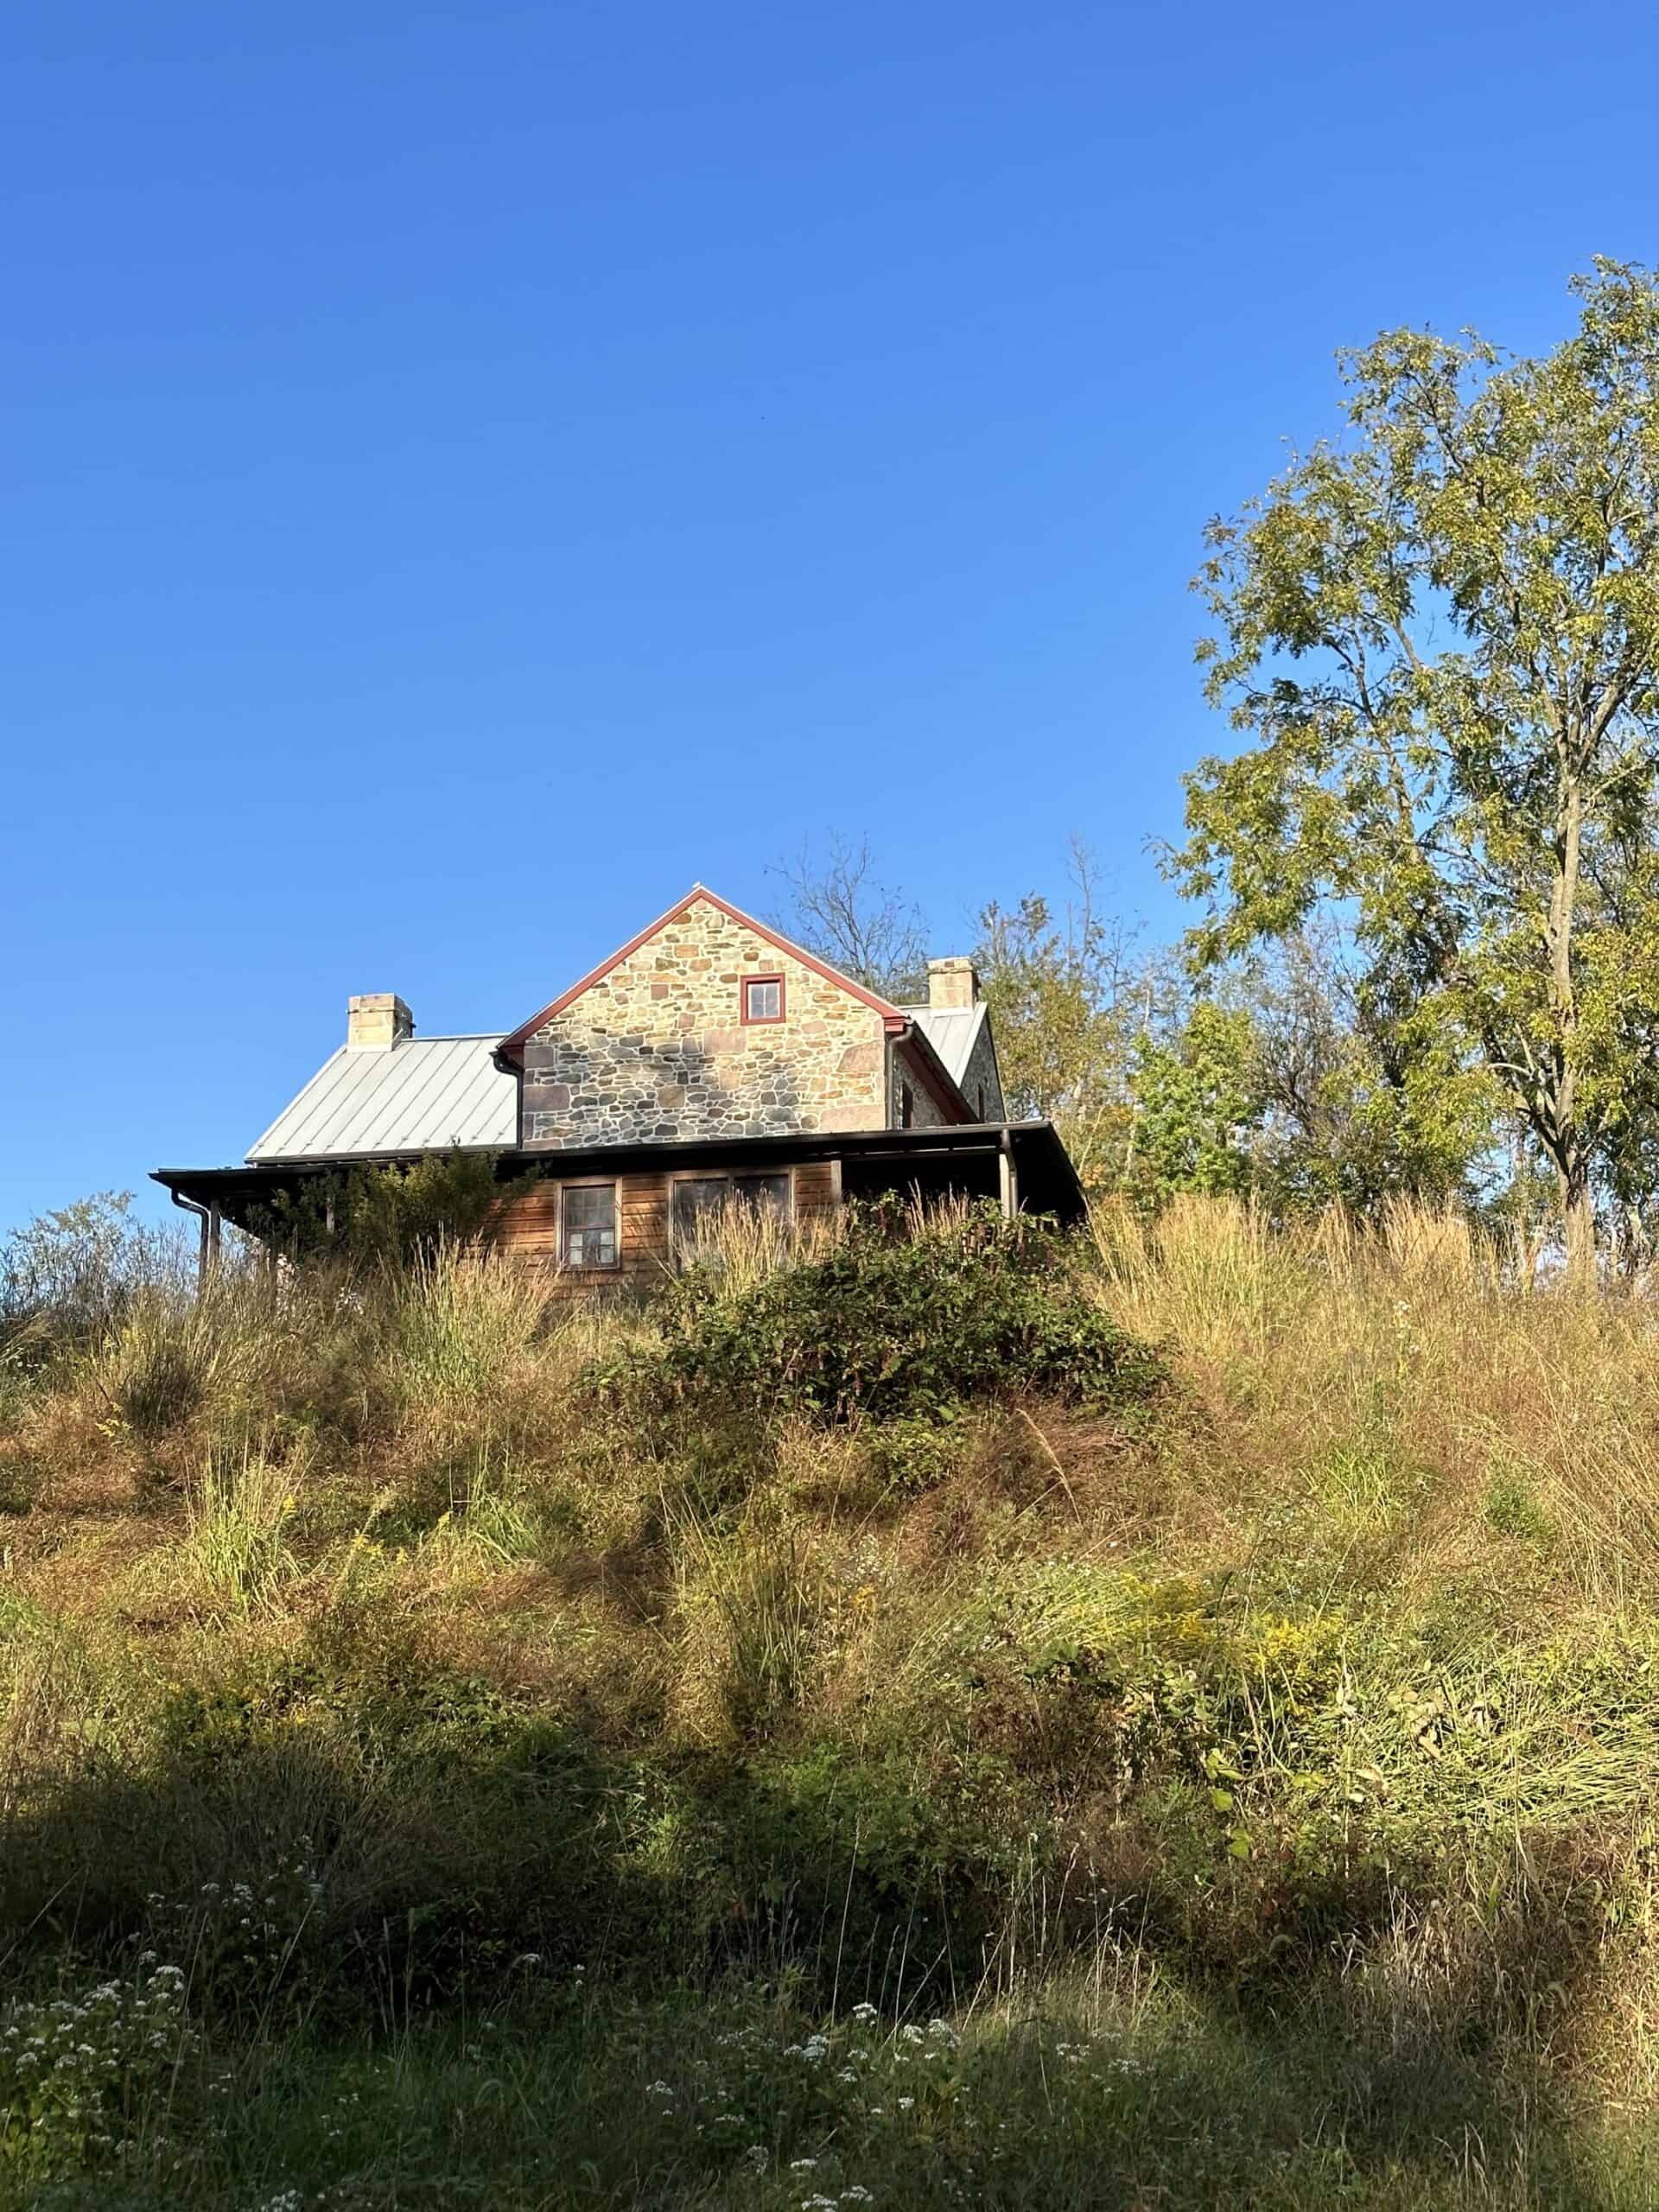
[495,883,907,1058]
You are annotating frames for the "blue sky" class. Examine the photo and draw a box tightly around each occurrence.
[5,0,1657,1230]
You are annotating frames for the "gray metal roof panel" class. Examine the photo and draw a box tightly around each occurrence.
[902,1003,986,1087]
[247,1035,518,1162]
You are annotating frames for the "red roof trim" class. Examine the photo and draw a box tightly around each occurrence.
[496,886,907,1065]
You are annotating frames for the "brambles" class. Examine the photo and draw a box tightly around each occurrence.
[590,1200,1165,1444]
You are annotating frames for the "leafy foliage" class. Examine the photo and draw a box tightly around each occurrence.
[0,1962,192,2176]
[251,1147,507,1272]
[974,841,1153,1190]
[591,1202,1163,1436]
[1177,258,1659,1274]
[0,1192,188,1367]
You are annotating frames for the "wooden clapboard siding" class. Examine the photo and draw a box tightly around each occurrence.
[493,1177,561,1262]
[794,1159,838,1219]
[493,1170,671,1294]
[619,1173,671,1281]
[493,1157,840,1294]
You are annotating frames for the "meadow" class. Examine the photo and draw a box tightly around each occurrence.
[3,1193,1659,2209]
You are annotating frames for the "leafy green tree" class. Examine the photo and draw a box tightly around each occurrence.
[1124,1001,1261,1203]
[1241,933,1495,1214]
[253,1148,506,1272]
[974,842,1154,1189]
[1175,260,1659,1281]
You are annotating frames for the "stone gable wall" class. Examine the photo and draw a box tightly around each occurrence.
[891,1039,954,1128]
[521,898,890,1147]
[957,1016,1005,1122]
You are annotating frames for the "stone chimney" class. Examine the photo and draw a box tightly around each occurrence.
[346,993,414,1050]
[927,957,979,1011]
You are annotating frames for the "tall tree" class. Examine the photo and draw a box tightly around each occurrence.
[1174,261,1659,1281]
[770,834,931,1002]
[1239,931,1494,1214]
[974,842,1151,1187]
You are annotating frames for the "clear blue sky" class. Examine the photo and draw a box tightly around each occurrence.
[6,0,1656,1231]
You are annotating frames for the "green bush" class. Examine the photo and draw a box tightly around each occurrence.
[0,1192,189,1370]
[0,1961,193,2176]
[251,1148,507,1272]
[591,1203,1162,1439]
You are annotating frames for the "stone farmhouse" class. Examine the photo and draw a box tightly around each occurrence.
[155,885,1084,1283]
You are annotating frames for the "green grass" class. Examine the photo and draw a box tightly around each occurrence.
[11,1983,1659,2211]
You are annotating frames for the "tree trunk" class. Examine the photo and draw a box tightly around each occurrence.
[1549,770,1593,1289]
[1560,1156,1598,1291]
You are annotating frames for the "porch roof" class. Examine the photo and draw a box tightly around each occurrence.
[152,1120,1086,1231]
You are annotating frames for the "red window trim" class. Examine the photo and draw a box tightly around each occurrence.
[741,972,786,1025]
[496,885,907,1065]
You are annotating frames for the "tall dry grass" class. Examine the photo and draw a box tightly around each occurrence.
[664,1192,848,1296]
[10,1191,1659,2188]
[1091,1193,1659,1602]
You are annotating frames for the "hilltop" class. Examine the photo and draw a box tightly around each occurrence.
[2,1197,1658,2209]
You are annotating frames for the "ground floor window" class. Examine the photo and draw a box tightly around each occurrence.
[671,1170,791,1250]
[562,1181,618,1268]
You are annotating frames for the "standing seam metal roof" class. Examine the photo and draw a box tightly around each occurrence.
[903,1002,988,1088]
[248,1005,988,1166]
[246,1035,518,1162]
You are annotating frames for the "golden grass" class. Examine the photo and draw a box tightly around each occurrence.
[1090,1193,1659,1603]
[12,1196,1659,2130]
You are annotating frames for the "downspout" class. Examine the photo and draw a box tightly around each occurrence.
[168,1188,221,1286]
[998,1125,1019,1222]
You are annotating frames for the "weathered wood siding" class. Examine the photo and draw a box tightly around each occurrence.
[493,1171,672,1296]
[793,1160,838,1222]
[492,1160,841,1296]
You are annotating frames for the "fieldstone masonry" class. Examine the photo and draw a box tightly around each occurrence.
[521,896,892,1147]
[957,1015,1004,1122]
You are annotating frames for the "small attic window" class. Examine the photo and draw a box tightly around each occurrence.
[742,975,785,1024]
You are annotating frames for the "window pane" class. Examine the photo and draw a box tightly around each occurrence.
[672,1179,729,1241]
[747,978,780,1020]
[734,1173,790,1217]
[563,1184,616,1266]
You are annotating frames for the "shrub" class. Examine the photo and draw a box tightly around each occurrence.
[591,1203,1162,1440]
[251,1149,508,1272]
[0,1192,190,1370]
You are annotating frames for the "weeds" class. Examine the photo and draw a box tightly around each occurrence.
[1,1192,1658,2205]
[182,1446,301,1617]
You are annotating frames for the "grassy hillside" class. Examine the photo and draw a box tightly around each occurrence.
[3,1197,1659,2209]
